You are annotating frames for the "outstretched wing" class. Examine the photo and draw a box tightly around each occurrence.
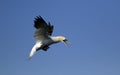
[34,16,54,36]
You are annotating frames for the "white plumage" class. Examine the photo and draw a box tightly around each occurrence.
[29,16,70,58]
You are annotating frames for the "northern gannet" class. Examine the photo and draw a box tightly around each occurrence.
[29,16,70,58]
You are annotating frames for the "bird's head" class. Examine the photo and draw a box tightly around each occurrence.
[56,36,71,47]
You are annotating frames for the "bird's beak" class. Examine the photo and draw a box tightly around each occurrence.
[63,39,71,47]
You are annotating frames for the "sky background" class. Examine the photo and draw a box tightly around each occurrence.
[0,0,120,75]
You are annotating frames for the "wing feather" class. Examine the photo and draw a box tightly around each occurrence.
[34,16,54,36]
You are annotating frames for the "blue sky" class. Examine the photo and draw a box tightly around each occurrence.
[0,0,120,75]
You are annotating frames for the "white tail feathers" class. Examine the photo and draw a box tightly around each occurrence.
[29,46,36,58]
[29,42,42,58]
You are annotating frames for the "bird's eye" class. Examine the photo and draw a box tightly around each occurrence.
[63,39,67,42]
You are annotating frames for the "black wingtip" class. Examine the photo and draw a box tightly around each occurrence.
[34,16,47,29]
[33,15,54,35]
[35,15,42,19]
[34,16,43,22]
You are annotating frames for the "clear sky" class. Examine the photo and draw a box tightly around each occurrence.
[0,0,120,75]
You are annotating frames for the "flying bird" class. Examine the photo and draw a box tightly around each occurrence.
[29,16,70,58]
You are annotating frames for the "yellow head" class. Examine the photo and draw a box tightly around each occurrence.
[55,36,71,47]
[56,36,67,42]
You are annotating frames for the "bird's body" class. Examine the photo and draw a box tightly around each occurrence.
[29,16,69,58]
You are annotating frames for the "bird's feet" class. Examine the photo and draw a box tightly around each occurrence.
[42,45,49,51]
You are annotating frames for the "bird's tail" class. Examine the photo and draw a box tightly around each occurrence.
[29,44,37,58]
[29,42,42,59]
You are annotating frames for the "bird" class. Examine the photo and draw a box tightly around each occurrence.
[29,16,70,58]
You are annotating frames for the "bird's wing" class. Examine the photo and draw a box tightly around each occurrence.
[34,16,54,36]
